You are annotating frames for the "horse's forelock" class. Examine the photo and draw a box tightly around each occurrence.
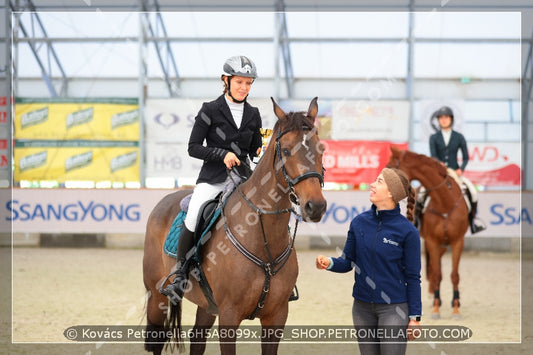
[274,110,315,134]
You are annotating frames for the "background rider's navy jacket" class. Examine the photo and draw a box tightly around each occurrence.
[188,94,262,184]
[329,204,422,317]
[429,130,469,171]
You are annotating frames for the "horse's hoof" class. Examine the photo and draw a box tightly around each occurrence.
[431,313,441,320]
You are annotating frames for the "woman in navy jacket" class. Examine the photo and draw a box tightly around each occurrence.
[316,168,422,355]
[162,55,262,299]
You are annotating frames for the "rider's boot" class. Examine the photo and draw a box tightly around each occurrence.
[469,200,486,234]
[160,226,195,300]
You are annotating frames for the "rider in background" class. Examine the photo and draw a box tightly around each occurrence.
[161,55,263,299]
[417,106,486,234]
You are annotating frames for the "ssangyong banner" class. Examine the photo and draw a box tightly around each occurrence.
[4,189,524,238]
[462,142,521,187]
[322,141,408,185]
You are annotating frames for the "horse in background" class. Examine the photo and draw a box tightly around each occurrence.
[387,146,468,319]
[143,97,327,354]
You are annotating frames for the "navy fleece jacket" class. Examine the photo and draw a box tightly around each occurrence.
[328,204,422,317]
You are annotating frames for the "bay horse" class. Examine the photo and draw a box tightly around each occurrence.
[143,97,327,354]
[387,146,468,319]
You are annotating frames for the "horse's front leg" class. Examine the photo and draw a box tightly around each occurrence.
[190,306,217,355]
[260,303,289,355]
[425,239,445,319]
[217,310,243,355]
[450,239,464,319]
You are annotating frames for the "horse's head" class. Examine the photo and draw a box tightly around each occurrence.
[270,97,327,222]
[387,145,406,172]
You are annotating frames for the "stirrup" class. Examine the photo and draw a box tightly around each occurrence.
[289,285,299,302]
[159,268,180,295]
[159,259,189,298]
[160,271,188,300]
[471,219,487,234]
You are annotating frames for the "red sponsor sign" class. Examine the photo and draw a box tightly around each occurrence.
[0,155,8,168]
[0,111,6,124]
[0,97,6,106]
[461,143,521,187]
[0,139,7,149]
[322,140,408,185]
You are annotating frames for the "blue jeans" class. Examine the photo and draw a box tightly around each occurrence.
[352,299,409,355]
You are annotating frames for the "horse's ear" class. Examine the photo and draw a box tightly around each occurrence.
[390,145,399,153]
[271,97,286,120]
[307,97,318,119]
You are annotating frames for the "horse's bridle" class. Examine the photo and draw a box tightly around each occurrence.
[221,125,325,320]
[275,125,325,203]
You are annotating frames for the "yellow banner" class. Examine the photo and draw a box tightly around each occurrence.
[15,100,139,140]
[14,145,139,182]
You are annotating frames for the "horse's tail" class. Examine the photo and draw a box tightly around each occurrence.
[165,299,184,352]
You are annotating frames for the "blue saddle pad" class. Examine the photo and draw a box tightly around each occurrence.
[163,208,222,258]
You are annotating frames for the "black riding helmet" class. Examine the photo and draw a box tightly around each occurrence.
[221,55,257,103]
[431,106,454,131]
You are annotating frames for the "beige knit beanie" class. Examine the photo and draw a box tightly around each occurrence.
[382,168,408,204]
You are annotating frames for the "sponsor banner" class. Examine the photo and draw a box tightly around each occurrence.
[145,98,277,143]
[295,190,523,238]
[0,96,7,137]
[146,142,202,179]
[331,100,409,141]
[13,142,139,182]
[0,139,8,171]
[462,142,521,187]
[14,98,139,140]
[3,189,524,237]
[322,140,408,185]
[145,98,202,143]
[7,188,159,234]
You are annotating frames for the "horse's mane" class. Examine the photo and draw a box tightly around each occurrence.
[272,110,315,134]
[404,150,448,177]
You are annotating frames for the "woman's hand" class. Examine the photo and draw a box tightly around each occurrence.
[224,152,241,169]
[407,319,421,341]
[315,255,331,270]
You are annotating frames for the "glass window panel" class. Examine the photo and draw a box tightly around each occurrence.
[414,43,520,78]
[290,42,407,78]
[414,12,521,39]
[160,12,273,37]
[18,12,138,38]
[161,42,274,78]
[287,12,408,38]
[17,42,139,77]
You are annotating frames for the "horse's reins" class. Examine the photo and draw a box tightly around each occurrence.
[396,150,465,243]
[222,125,324,320]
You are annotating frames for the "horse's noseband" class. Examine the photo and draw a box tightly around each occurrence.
[275,126,325,200]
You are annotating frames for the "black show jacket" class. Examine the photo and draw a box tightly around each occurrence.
[187,94,263,184]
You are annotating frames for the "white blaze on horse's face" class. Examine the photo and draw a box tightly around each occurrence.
[301,133,309,150]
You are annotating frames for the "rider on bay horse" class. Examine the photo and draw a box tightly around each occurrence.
[161,55,263,299]
[415,106,486,234]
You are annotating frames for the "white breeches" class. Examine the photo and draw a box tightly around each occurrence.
[184,182,225,231]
